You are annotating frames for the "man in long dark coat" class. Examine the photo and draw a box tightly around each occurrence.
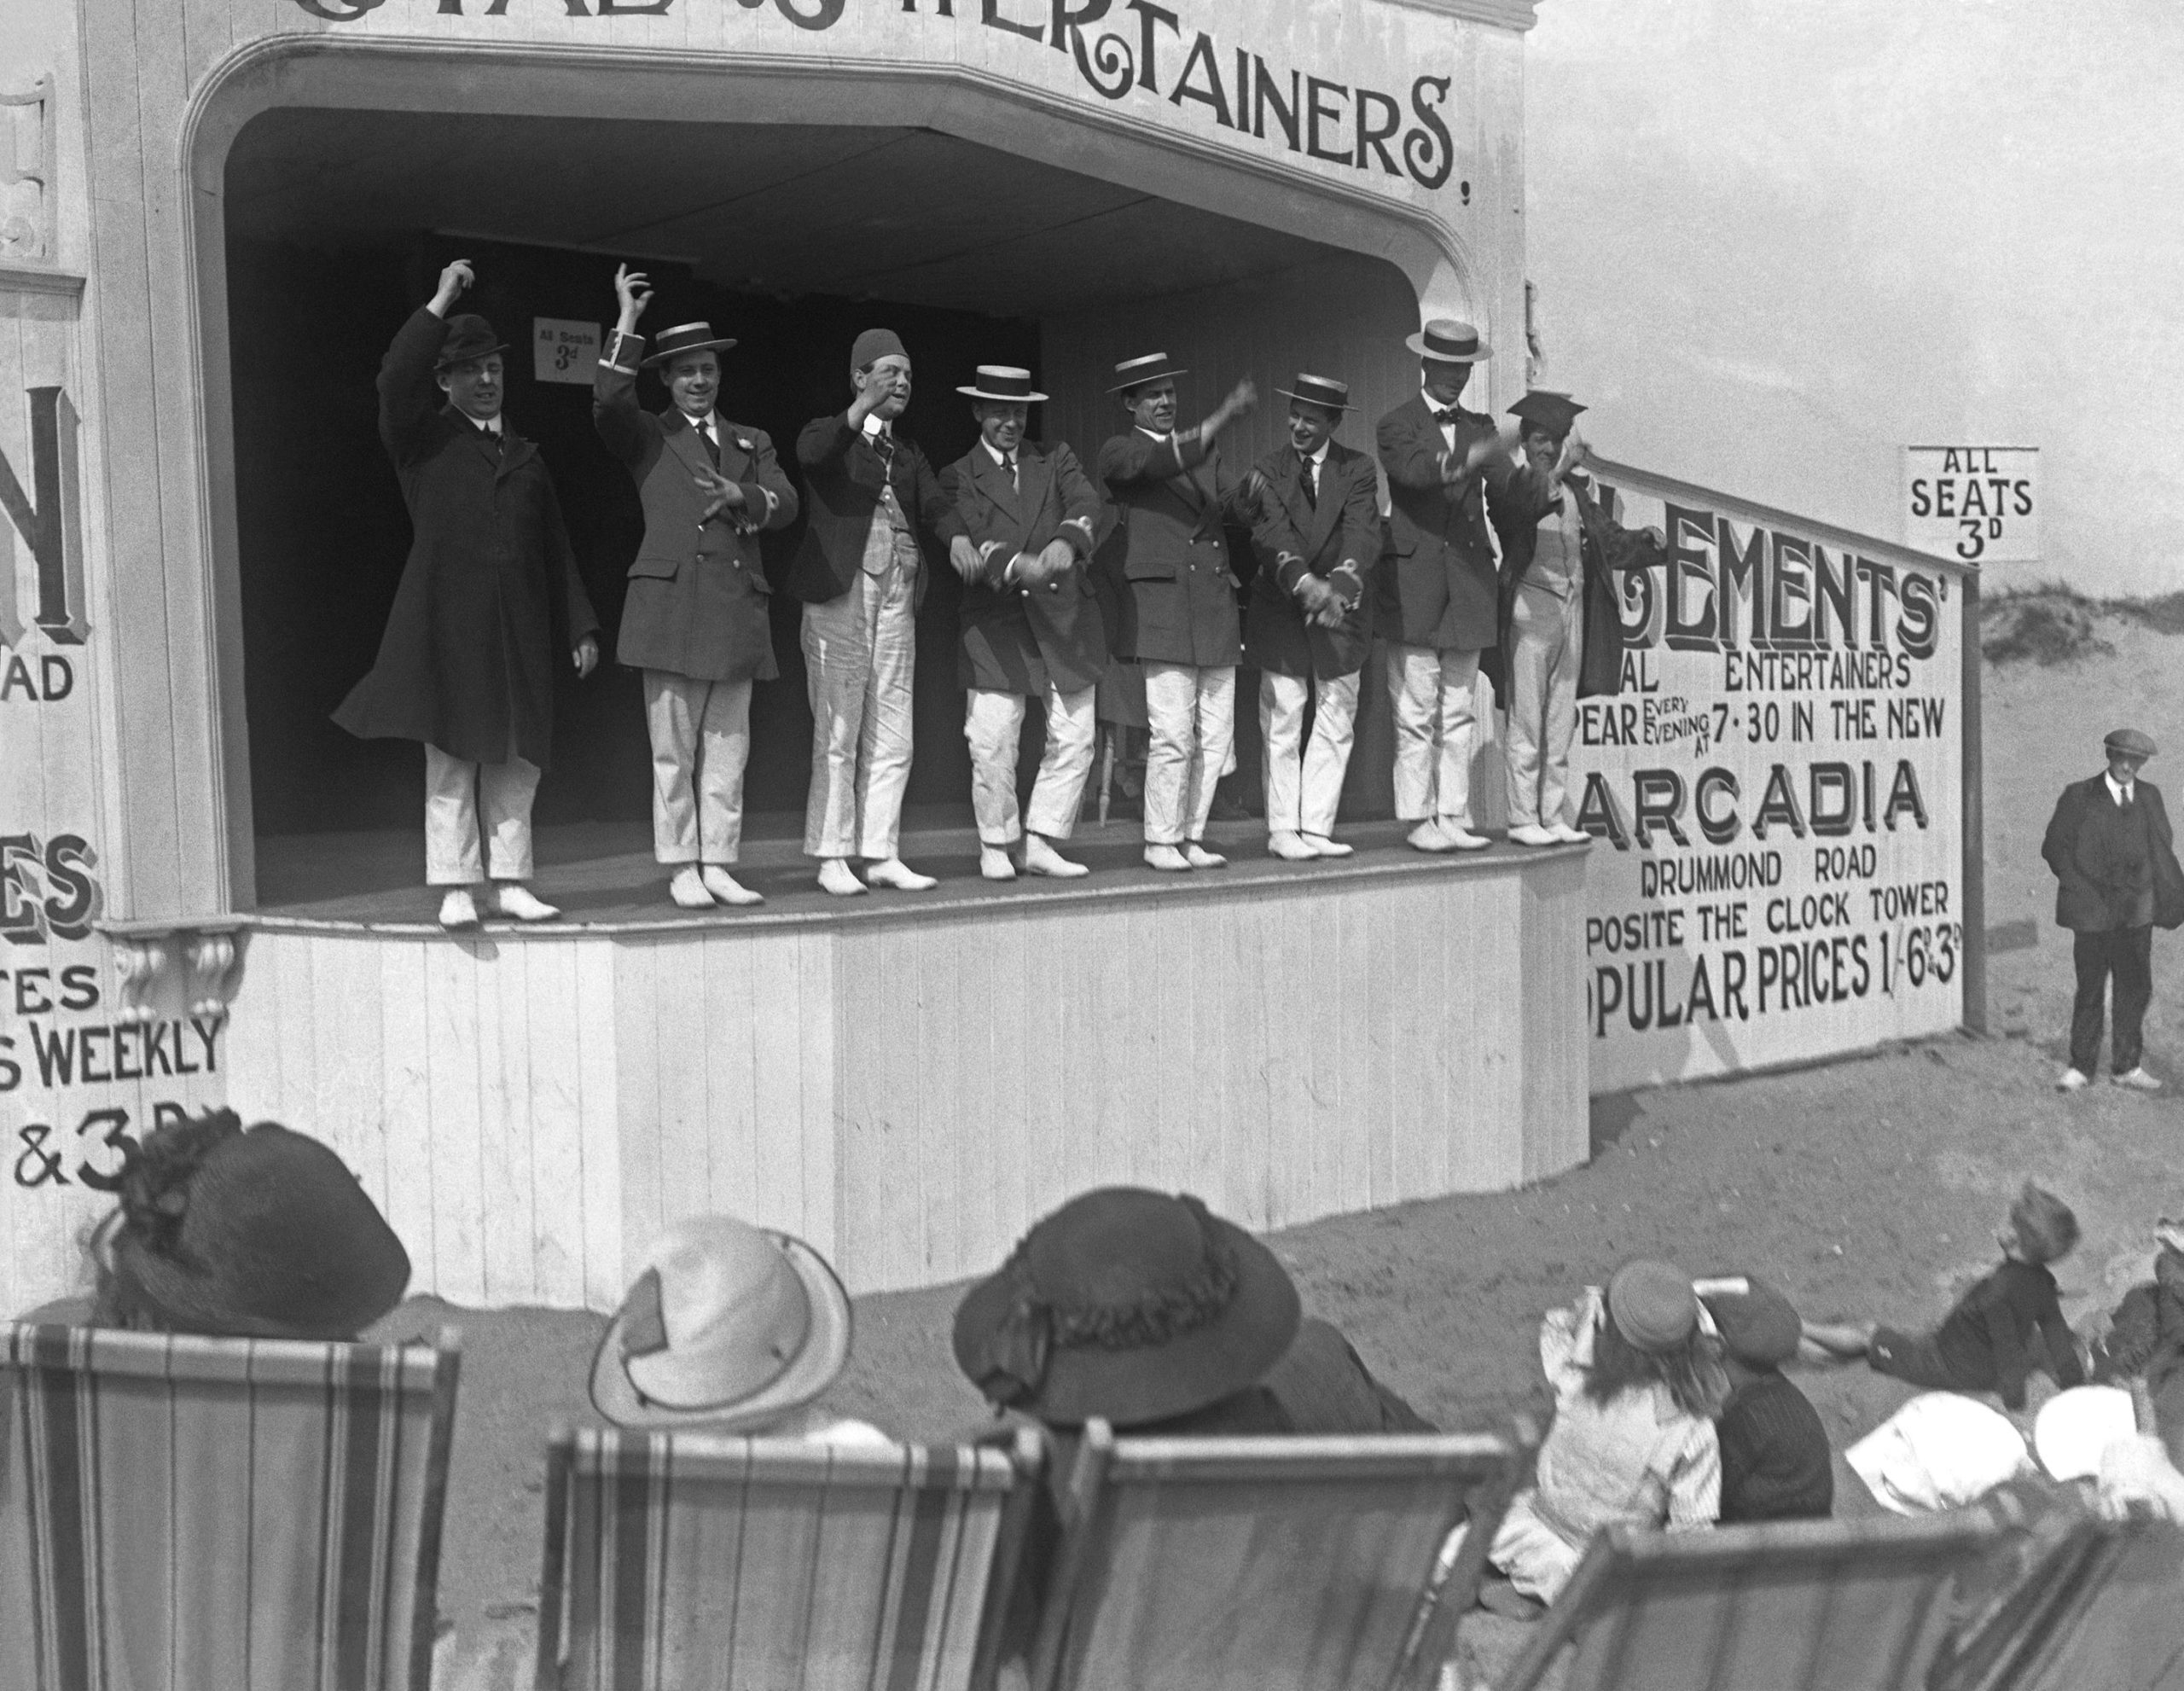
[595,265,799,910]
[942,365,1106,880]
[2043,728,2184,1092]
[1242,373,1380,861]
[334,260,599,930]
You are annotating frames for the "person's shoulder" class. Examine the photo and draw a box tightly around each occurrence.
[722,420,772,448]
[1376,395,1427,430]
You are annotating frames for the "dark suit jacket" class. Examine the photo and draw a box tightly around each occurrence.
[1095,427,1256,668]
[1243,439,1380,680]
[785,412,966,607]
[334,307,598,768]
[942,440,1107,697]
[593,352,798,683]
[1374,396,1554,652]
[1489,473,1665,705]
[2042,774,2184,931]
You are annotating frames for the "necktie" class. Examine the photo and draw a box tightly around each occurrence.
[481,422,502,455]
[700,419,719,468]
[1302,458,1318,508]
[1005,452,1019,491]
[2122,787,2134,811]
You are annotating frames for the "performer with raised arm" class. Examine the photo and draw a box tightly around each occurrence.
[1244,373,1380,861]
[1374,319,1555,852]
[595,265,799,909]
[334,259,599,931]
[1096,353,1258,873]
[941,365,1107,881]
[786,329,969,898]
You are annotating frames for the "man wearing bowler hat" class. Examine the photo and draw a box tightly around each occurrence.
[1244,373,1381,861]
[1374,319,1555,852]
[334,259,600,931]
[2043,727,2184,1091]
[1096,352,1259,873]
[596,265,799,910]
[942,365,1107,880]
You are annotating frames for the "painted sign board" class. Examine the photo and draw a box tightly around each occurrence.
[1903,445,2038,566]
[532,317,600,386]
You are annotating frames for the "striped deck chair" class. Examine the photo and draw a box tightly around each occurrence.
[1024,1421,1529,1691]
[0,1321,462,1691]
[532,1425,1045,1691]
[1496,1507,2012,1691]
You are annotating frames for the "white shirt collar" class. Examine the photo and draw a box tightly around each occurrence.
[860,413,892,440]
[2106,770,2136,805]
[1304,441,1331,468]
[981,437,1017,467]
[468,412,503,436]
[1421,385,1463,420]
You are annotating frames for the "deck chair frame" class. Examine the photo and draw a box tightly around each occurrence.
[1926,1486,2140,1691]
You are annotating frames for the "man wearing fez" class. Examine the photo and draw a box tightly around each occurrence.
[1491,390,1666,846]
[2043,728,2184,1092]
[335,259,599,932]
[942,366,1106,880]
[595,266,799,910]
[1097,352,1258,873]
[1244,373,1380,861]
[787,329,970,898]
[1374,319,1554,852]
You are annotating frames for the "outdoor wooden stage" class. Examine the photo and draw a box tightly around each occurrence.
[225,816,1591,1310]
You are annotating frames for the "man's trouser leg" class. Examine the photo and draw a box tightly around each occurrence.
[2070,928,2114,1074]
[1260,670,1309,835]
[2111,924,2155,1072]
[1182,666,1236,841]
[1143,663,1199,846]
[1300,671,1361,838]
[1386,643,1442,823]
[800,573,880,858]
[1432,648,1484,829]
[855,564,918,861]
[966,688,1029,845]
[1025,683,1098,841]
[644,670,750,865]
[424,744,540,885]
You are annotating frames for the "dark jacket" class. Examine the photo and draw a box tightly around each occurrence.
[784,413,966,608]
[1096,427,1257,668]
[2093,1246,2184,1467]
[593,352,798,683]
[1243,440,1380,681]
[1374,396,1555,652]
[334,308,599,768]
[2042,774,2184,932]
[1932,1258,2086,1412]
[1715,1370,1833,1524]
[942,440,1107,697]
[1488,472,1666,705]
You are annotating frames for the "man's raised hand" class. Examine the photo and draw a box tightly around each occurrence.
[428,259,474,317]
[614,264,653,329]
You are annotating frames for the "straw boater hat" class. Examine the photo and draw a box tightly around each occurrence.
[952,1188,1302,1427]
[1109,352,1188,394]
[956,365,1049,404]
[434,313,508,371]
[1405,318,1490,363]
[1275,374,1356,413]
[642,321,738,369]
[590,1215,852,1430]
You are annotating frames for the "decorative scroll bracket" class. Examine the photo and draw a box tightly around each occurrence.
[1,73,56,265]
[97,919,252,1026]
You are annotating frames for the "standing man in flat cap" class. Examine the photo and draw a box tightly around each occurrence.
[1097,352,1258,873]
[787,328,970,897]
[1491,390,1666,846]
[943,365,1106,880]
[2043,728,2184,1091]
[1375,319,1555,852]
[596,265,799,909]
[1244,373,1380,861]
[335,259,600,931]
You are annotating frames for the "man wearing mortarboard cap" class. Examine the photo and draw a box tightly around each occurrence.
[2042,727,2184,1091]
[1490,391,1666,846]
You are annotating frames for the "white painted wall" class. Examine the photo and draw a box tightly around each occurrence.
[1526,0,2184,596]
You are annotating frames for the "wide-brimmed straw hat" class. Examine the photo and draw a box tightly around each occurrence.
[957,365,1048,404]
[2035,1386,2139,1482]
[434,314,508,371]
[642,321,739,369]
[590,1215,852,1431]
[1109,352,1188,394]
[1405,318,1490,363]
[952,1188,1302,1427]
[1276,374,1356,413]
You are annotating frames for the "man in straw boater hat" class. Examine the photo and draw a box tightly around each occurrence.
[1243,372,1382,861]
[787,328,971,897]
[2042,726,2184,1091]
[1374,318,1555,852]
[595,266,799,911]
[335,259,600,930]
[1490,390,1666,846]
[1096,352,1260,873]
[941,365,1107,880]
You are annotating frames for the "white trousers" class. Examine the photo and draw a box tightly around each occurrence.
[643,670,752,864]
[1143,663,1234,846]
[1260,671,1360,838]
[801,565,916,860]
[965,683,1098,845]
[1387,643,1482,828]
[423,744,539,886]
[1504,588,1584,828]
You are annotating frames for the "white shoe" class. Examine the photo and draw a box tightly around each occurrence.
[818,858,867,897]
[1301,834,1354,858]
[438,888,480,930]
[494,884,560,921]
[1507,822,1560,847]
[1145,844,1191,872]
[2114,1067,2164,1093]
[1407,820,1459,853]
[701,866,764,906]
[1022,835,1089,878]
[864,857,938,892]
[1548,822,1592,845]
[1443,825,1491,852]
[668,866,716,909]
[2056,1067,2090,1093]
[979,846,1019,882]
[1267,830,1317,862]
[1183,840,1228,869]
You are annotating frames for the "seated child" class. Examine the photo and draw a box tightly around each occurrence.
[2088,1217,2184,1462]
[1699,1276,1833,1521]
[1803,1182,2085,1412]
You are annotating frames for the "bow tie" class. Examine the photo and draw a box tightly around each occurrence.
[1432,408,1460,427]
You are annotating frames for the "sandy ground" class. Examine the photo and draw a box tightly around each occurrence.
[361,605,2184,1689]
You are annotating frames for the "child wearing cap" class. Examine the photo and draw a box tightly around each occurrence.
[1700,1276,1833,1522]
[1804,1183,2086,1412]
[2088,1217,2184,1463]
